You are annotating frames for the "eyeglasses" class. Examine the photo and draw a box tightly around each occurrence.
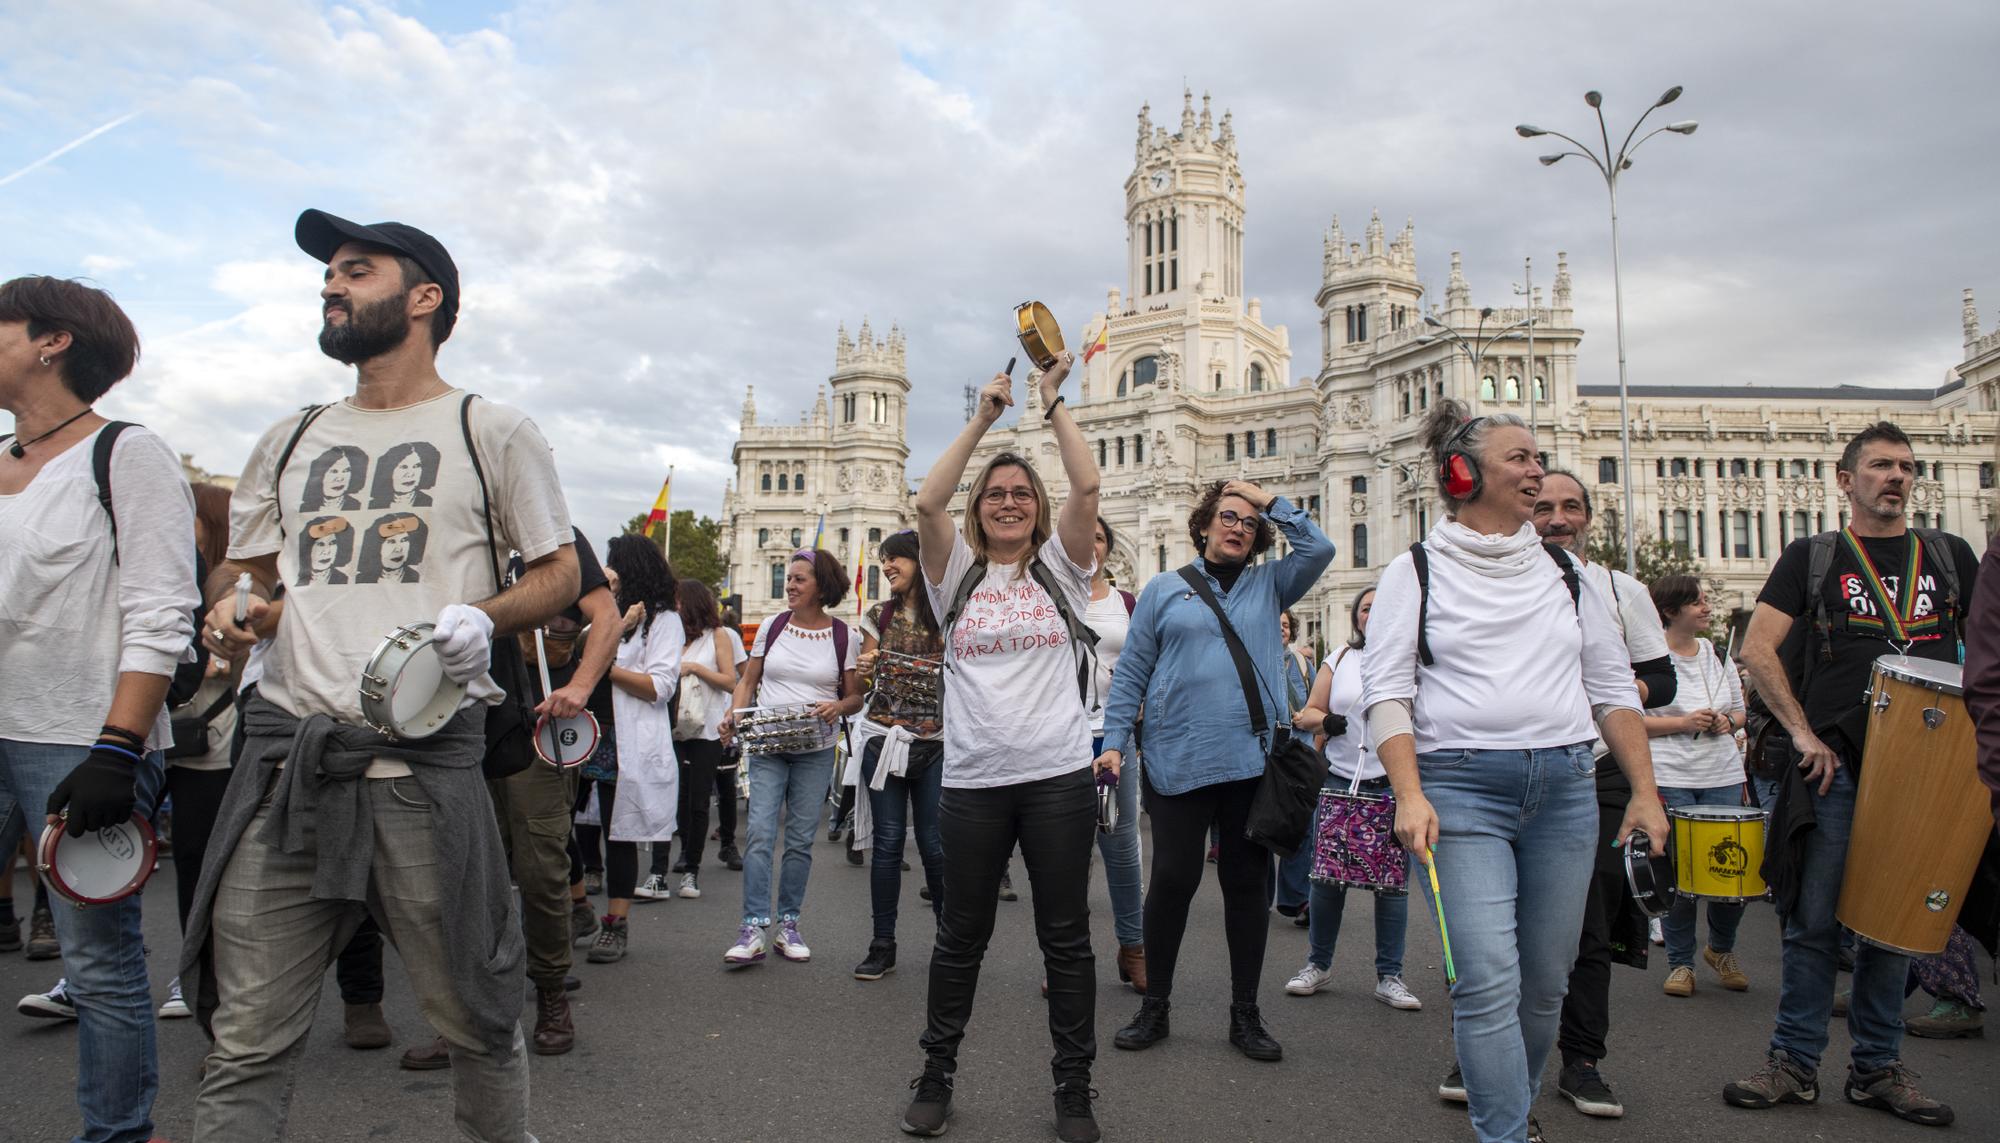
[979,488,1038,506]
[1217,510,1261,533]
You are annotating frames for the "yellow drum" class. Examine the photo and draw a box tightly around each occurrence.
[1668,804,1768,903]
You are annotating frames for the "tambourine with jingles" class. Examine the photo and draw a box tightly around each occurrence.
[534,710,601,768]
[38,814,158,908]
[1621,828,1677,918]
[1014,302,1065,372]
[359,622,467,740]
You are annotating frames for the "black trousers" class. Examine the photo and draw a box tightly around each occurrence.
[1558,796,1623,1065]
[576,778,639,899]
[919,767,1096,1085]
[714,752,739,846]
[668,737,724,873]
[1141,773,1272,1004]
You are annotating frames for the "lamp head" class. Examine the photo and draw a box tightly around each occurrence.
[1423,313,1444,328]
[1584,90,1603,108]
[1656,85,1684,107]
[1479,307,1495,319]
[1539,153,1567,166]
[1666,120,1699,134]
[1515,124,1547,138]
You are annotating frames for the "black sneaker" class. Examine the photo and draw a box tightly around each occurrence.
[1113,997,1170,1051]
[1558,1061,1623,1118]
[847,846,864,866]
[719,844,744,871]
[855,939,898,981]
[1053,1082,1101,1143]
[901,1072,953,1136]
[1438,1062,1467,1104]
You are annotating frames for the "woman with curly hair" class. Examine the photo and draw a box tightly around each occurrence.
[298,444,366,512]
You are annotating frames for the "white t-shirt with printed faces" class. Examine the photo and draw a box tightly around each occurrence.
[924,533,1096,789]
[229,391,572,740]
[750,614,859,710]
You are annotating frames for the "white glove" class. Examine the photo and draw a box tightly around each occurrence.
[432,604,495,685]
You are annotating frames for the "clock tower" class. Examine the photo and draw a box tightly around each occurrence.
[1125,88,1245,307]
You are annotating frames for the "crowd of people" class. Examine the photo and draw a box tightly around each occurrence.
[2,209,1999,1143]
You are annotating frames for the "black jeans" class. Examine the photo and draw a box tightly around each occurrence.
[715,753,739,847]
[581,778,639,899]
[670,737,724,873]
[1142,773,1272,1004]
[919,767,1096,1085]
[1559,796,1623,1066]
[862,738,946,940]
[165,766,234,934]
[335,915,385,1005]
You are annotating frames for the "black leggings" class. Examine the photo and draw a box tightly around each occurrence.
[576,778,638,899]
[670,738,724,872]
[715,758,739,846]
[1142,774,1272,1004]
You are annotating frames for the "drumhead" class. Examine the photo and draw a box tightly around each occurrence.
[361,623,468,740]
[1667,805,1766,824]
[391,642,448,724]
[1874,654,1964,696]
[535,711,600,767]
[38,817,156,906]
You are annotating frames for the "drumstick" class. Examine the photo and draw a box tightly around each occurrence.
[1004,356,1016,377]
[532,628,555,705]
[1424,846,1457,987]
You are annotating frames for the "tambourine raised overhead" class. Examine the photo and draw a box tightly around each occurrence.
[38,814,157,908]
[1014,302,1065,372]
[359,622,467,741]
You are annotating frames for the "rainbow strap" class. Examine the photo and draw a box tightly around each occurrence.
[1840,528,1934,642]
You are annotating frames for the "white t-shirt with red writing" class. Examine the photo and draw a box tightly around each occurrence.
[924,533,1096,789]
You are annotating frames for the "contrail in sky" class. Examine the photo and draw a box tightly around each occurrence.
[0,112,140,189]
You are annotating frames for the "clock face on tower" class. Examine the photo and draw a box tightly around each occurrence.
[1225,176,1237,196]
[1148,169,1171,193]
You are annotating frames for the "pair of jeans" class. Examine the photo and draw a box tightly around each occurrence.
[1659,784,1748,970]
[1092,735,1144,948]
[490,754,578,989]
[198,775,530,1142]
[1142,773,1272,1004]
[0,738,164,1143]
[1420,743,1597,1143]
[920,767,1097,1084]
[672,736,724,872]
[1754,763,1907,1073]
[861,737,945,940]
[741,746,835,925]
[1306,777,1409,977]
[1274,840,1312,913]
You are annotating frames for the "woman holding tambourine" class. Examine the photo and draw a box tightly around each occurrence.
[1359,399,1664,1143]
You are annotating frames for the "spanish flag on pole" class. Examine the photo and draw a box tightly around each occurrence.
[643,468,673,556]
[1082,318,1109,364]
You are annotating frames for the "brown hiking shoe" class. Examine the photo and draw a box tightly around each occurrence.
[343,1002,391,1050]
[399,1035,452,1071]
[532,987,574,1055]
[1723,1052,1817,1109]
[1846,1061,1953,1126]
[1117,944,1147,994]
[1703,946,1749,991]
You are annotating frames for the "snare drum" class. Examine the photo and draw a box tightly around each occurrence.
[734,704,837,756]
[37,815,157,908]
[359,622,467,741]
[1309,787,1408,893]
[1668,805,1768,903]
[1839,655,1987,956]
[534,710,601,768]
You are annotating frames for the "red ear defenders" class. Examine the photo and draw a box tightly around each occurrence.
[1441,451,1482,501]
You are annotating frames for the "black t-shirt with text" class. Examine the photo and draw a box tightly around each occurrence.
[1757,528,1980,742]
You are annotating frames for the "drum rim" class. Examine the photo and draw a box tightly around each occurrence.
[1667,805,1768,822]
[534,709,601,767]
[360,621,468,740]
[37,815,158,906]
[1872,653,1965,695]
[1622,837,1675,918]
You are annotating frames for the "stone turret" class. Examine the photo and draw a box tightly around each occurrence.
[1967,288,1982,350]
[1446,251,1471,312]
[740,385,756,427]
[1553,251,1573,311]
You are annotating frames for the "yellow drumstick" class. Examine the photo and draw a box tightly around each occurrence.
[1423,846,1457,987]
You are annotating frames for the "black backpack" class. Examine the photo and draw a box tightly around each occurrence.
[1408,540,1580,667]
[939,555,1098,701]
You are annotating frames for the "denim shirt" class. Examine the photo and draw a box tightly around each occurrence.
[1100,496,1335,795]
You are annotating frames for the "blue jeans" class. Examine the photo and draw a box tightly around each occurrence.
[862,738,945,941]
[1093,735,1144,947]
[0,739,164,1143]
[1755,764,1906,1073]
[1307,778,1409,977]
[1421,744,1597,1143]
[1659,784,1747,969]
[741,747,835,926]
[1274,841,1312,912]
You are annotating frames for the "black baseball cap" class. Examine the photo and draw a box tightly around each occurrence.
[295,209,460,338]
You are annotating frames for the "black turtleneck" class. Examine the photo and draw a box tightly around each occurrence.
[1209,557,1248,595]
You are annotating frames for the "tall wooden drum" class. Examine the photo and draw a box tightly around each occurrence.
[1836,655,1988,956]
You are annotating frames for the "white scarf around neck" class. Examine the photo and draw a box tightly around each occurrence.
[1426,518,1548,579]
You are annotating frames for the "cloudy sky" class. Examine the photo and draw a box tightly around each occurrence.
[3,1,1995,546]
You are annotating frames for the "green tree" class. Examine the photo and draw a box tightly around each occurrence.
[620,509,728,590]
[1584,525,1731,643]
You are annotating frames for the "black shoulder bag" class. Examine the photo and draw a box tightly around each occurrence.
[1176,566,1327,857]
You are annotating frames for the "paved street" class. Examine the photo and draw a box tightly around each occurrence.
[4,816,1995,1142]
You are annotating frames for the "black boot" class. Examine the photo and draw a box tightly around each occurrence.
[854,938,897,981]
[1113,996,1170,1051]
[1229,1001,1282,1062]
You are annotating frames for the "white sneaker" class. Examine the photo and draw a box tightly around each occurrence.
[677,872,702,899]
[1285,963,1331,996]
[158,977,192,1019]
[1649,917,1665,946]
[774,919,812,962]
[633,874,674,901]
[724,923,767,966]
[1374,974,1422,1011]
[18,977,76,1020]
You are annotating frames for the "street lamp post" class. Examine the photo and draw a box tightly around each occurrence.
[1422,306,1532,402]
[1518,86,1697,576]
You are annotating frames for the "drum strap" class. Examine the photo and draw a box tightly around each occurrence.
[1802,527,1964,695]
[271,404,333,515]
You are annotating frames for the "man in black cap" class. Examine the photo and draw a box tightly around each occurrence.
[188,210,579,1142]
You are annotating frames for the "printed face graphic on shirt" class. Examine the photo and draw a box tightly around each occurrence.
[296,515,354,585]
[300,444,369,512]
[357,512,428,583]
[367,441,441,509]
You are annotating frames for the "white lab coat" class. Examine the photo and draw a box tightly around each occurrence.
[608,611,684,843]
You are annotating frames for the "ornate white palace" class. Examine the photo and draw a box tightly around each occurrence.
[724,90,1999,644]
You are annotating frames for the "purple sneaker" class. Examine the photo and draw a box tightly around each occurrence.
[724,923,767,966]
[775,919,812,962]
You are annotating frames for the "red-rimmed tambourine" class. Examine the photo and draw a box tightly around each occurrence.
[534,710,600,768]
[37,814,158,908]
